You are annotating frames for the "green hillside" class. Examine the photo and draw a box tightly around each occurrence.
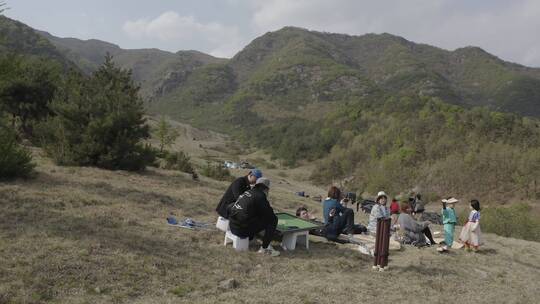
[33,23,540,117]
[147,27,540,201]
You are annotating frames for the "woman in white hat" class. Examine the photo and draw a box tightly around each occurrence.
[367,191,391,234]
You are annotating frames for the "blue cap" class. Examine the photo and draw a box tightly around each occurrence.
[250,169,263,179]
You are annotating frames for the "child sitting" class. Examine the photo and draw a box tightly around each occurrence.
[459,199,483,252]
[296,206,316,220]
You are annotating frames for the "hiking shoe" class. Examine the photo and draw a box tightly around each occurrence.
[258,245,280,257]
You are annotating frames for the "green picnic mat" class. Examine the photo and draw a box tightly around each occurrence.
[276,212,320,231]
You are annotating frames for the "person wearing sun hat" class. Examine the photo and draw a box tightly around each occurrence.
[367,191,391,234]
[215,169,263,218]
[438,197,459,252]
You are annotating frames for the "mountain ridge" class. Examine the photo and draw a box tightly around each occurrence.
[6,16,535,117]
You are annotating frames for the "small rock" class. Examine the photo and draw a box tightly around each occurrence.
[94,287,101,294]
[218,278,239,290]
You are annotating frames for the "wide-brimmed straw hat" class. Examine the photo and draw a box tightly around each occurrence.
[442,197,459,204]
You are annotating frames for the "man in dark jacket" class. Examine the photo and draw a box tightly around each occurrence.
[227,178,279,256]
[215,169,262,218]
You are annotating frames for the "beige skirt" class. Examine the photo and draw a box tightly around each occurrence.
[459,221,483,246]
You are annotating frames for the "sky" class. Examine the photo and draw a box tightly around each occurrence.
[4,0,540,67]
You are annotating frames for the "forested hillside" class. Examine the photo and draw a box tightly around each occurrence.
[2,16,540,202]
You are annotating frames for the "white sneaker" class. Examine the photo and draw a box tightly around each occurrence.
[258,245,280,257]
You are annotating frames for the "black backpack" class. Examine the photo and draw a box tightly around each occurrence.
[227,190,254,224]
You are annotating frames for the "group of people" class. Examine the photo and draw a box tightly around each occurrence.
[215,169,483,258]
[368,191,483,252]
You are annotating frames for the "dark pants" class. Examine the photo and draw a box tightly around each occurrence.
[325,208,356,240]
[423,227,436,244]
[230,215,278,248]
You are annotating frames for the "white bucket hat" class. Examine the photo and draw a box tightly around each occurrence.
[376,191,388,201]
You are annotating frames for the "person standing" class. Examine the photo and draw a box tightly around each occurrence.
[367,191,391,234]
[215,169,262,218]
[438,197,458,252]
[459,200,483,252]
[227,178,280,256]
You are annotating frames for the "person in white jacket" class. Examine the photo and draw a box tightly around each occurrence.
[367,191,391,234]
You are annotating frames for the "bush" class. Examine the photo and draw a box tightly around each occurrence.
[0,127,35,179]
[163,151,195,174]
[480,204,540,242]
[39,56,155,171]
[201,161,232,181]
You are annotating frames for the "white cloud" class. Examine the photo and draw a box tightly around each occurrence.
[122,11,244,58]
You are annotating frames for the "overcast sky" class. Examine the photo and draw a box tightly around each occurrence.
[5,0,540,67]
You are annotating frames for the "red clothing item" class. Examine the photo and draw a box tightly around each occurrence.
[390,201,400,214]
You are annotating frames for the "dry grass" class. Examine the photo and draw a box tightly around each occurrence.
[1,128,540,304]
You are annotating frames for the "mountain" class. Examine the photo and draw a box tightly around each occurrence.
[37,30,227,98]
[0,16,74,67]
[227,27,540,116]
[24,22,540,117]
[3,16,540,117]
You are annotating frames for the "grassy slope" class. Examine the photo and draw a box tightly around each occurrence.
[1,124,539,304]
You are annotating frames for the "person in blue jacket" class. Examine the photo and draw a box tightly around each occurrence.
[322,186,357,241]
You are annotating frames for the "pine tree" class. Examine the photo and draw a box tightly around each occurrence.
[41,55,155,170]
[155,116,179,153]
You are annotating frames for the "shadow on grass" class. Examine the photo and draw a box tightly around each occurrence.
[393,264,459,276]
[475,248,497,255]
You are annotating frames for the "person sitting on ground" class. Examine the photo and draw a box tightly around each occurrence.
[413,194,424,215]
[296,206,316,221]
[215,169,262,218]
[389,197,400,228]
[227,178,280,256]
[409,192,417,214]
[367,191,391,234]
[438,197,458,252]
[322,186,359,242]
[398,201,436,246]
